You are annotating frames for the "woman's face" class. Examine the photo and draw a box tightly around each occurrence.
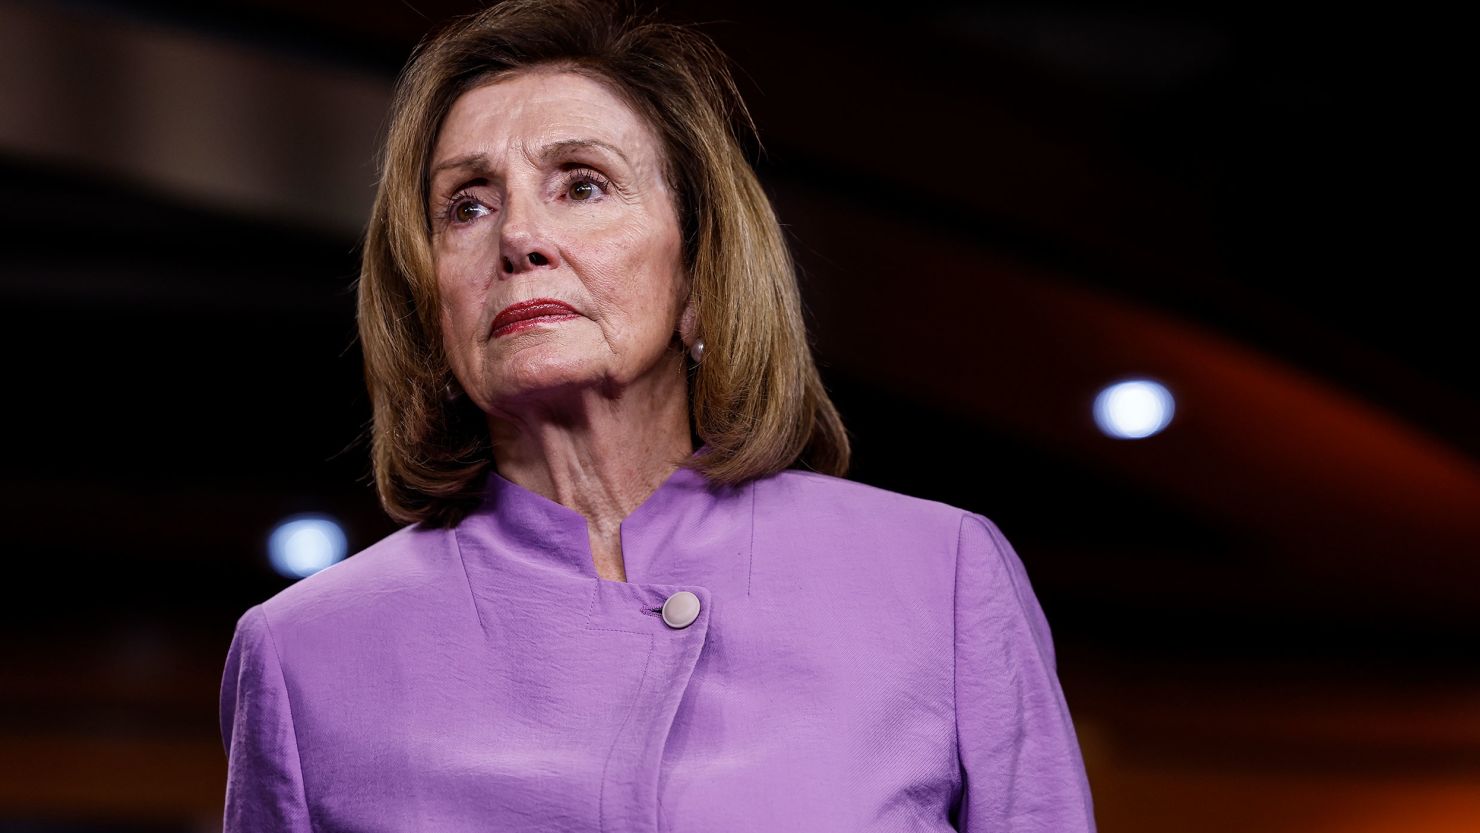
[427,69,691,419]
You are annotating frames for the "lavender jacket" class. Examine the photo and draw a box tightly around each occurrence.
[220,459,1097,832]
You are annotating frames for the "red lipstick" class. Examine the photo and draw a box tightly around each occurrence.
[490,298,580,338]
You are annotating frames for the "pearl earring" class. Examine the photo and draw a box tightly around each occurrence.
[689,338,705,364]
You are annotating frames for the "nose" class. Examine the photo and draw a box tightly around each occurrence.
[503,250,550,271]
[498,193,560,276]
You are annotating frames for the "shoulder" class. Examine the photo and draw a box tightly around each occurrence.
[249,521,460,639]
[752,467,976,554]
[758,467,968,522]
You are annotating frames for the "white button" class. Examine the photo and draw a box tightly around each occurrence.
[661,591,701,629]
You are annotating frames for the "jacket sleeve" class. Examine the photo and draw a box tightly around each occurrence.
[953,512,1096,832]
[220,603,314,833]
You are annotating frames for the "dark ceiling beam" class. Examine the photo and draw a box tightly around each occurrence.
[0,1,389,238]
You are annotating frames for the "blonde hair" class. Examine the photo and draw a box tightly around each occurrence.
[357,0,850,527]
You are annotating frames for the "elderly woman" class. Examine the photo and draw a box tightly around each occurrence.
[219,0,1097,830]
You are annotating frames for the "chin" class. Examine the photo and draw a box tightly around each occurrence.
[489,356,608,401]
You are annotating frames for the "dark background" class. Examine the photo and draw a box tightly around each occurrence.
[1,1,1475,830]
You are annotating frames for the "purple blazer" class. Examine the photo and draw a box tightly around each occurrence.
[220,460,1097,832]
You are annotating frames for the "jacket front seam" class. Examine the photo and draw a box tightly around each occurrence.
[746,478,756,597]
[450,526,488,633]
[598,636,655,833]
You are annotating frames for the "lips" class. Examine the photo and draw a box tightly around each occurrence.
[490,298,580,337]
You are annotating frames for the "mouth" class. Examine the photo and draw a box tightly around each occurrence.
[490,298,581,338]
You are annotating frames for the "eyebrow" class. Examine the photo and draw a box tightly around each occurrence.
[538,138,631,166]
[428,138,631,184]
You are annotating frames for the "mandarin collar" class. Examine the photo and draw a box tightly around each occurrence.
[453,445,754,590]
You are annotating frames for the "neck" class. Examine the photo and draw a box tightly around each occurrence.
[485,362,694,541]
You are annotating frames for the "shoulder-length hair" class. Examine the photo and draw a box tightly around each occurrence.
[358,0,850,528]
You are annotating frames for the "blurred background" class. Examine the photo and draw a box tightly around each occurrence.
[1,0,1475,831]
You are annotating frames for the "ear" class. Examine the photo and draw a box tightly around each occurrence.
[678,294,699,346]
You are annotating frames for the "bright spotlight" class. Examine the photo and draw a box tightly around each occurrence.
[1094,378,1175,439]
[268,514,348,579]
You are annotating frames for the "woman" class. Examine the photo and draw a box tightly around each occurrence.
[219,0,1097,830]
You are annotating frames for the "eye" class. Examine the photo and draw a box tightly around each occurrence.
[564,168,611,202]
[447,193,491,225]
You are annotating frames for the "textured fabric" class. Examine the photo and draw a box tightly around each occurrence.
[220,458,1097,832]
